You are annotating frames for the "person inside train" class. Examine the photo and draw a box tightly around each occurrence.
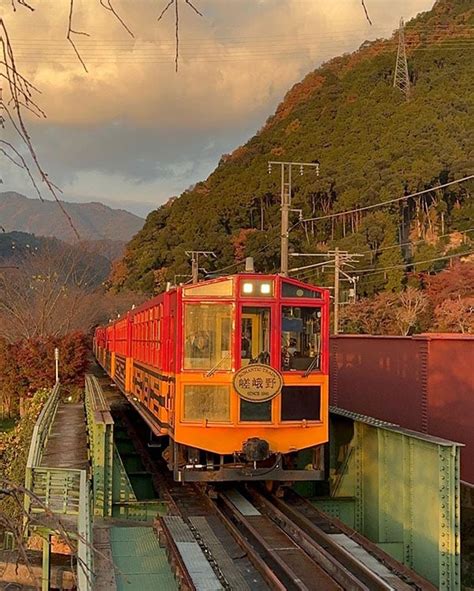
[187,331,210,359]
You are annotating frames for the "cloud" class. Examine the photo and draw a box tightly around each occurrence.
[2,0,435,215]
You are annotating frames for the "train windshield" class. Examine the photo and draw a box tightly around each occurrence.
[281,306,321,372]
[184,303,232,370]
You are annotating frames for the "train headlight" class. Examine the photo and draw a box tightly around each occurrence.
[242,282,254,294]
[260,283,271,295]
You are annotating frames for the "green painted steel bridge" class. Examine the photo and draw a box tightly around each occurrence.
[21,374,462,590]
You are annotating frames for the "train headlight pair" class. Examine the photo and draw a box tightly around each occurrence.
[242,282,272,295]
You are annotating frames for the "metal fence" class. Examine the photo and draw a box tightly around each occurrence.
[23,384,93,591]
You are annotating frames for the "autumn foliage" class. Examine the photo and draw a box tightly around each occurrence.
[0,332,88,417]
[340,261,474,335]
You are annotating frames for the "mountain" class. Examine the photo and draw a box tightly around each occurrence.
[0,192,144,247]
[113,0,474,294]
[0,231,111,289]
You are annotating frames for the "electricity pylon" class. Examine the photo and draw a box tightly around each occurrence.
[393,17,410,101]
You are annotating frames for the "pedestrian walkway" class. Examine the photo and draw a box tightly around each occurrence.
[40,401,88,470]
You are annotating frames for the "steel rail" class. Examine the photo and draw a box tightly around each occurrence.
[246,487,394,591]
[158,516,199,591]
[209,495,287,591]
[217,491,343,591]
[281,489,438,591]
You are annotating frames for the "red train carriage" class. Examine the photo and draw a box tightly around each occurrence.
[94,273,330,482]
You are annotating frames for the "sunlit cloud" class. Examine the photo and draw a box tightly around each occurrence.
[2,0,435,215]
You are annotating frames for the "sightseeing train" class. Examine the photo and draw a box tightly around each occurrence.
[94,272,330,482]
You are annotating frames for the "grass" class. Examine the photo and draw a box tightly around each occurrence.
[0,417,17,432]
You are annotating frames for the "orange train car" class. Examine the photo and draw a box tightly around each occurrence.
[94,273,330,482]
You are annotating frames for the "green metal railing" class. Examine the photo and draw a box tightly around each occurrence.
[316,407,462,591]
[29,467,82,515]
[85,374,114,517]
[23,383,93,591]
[85,374,167,521]
[77,470,93,591]
[24,382,61,516]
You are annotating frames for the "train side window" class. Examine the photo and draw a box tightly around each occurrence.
[241,307,271,366]
[281,306,321,372]
[184,303,233,370]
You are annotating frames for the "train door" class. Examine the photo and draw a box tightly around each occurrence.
[239,306,273,422]
[240,308,271,365]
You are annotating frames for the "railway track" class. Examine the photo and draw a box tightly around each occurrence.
[102,379,434,591]
[158,478,435,591]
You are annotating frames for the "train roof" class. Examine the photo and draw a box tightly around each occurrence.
[103,273,329,328]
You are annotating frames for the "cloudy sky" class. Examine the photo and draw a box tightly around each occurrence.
[2,0,434,218]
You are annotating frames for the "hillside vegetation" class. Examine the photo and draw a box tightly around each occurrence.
[113,0,473,305]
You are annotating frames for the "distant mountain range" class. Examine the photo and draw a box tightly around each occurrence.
[0,192,144,245]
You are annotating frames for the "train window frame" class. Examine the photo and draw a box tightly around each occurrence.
[182,384,231,423]
[280,304,323,374]
[240,306,272,367]
[239,399,272,423]
[183,302,234,372]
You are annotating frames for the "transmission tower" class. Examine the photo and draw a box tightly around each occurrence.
[393,17,410,101]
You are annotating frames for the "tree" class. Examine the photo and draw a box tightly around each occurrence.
[433,296,474,334]
[394,287,428,335]
[340,292,398,335]
[0,339,24,418]
[0,243,100,341]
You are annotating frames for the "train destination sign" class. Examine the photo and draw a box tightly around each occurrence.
[233,364,283,403]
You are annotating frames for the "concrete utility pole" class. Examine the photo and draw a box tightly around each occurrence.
[334,248,340,335]
[185,251,216,283]
[268,160,320,276]
[54,347,59,384]
[332,250,363,334]
[393,17,410,101]
[289,249,363,334]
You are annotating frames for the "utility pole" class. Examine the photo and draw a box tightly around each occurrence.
[268,160,320,277]
[289,249,363,334]
[334,248,340,335]
[185,251,216,284]
[393,17,410,101]
[54,347,59,384]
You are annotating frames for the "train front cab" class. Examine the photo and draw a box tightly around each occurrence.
[173,274,330,482]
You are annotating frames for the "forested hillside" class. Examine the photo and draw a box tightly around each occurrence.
[112,0,473,300]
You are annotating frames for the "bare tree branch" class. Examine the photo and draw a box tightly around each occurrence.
[157,0,203,72]
[99,0,135,38]
[0,19,81,239]
[66,0,90,73]
[361,1,372,26]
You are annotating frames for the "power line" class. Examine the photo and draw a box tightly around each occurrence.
[298,175,474,226]
[293,240,474,283]
[355,249,474,275]
[9,24,473,44]
[356,227,474,258]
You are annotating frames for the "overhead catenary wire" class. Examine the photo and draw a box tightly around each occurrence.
[295,248,474,283]
[296,175,474,227]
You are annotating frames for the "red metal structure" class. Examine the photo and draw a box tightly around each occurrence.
[330,334,474,484]
[95,273,331,482]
